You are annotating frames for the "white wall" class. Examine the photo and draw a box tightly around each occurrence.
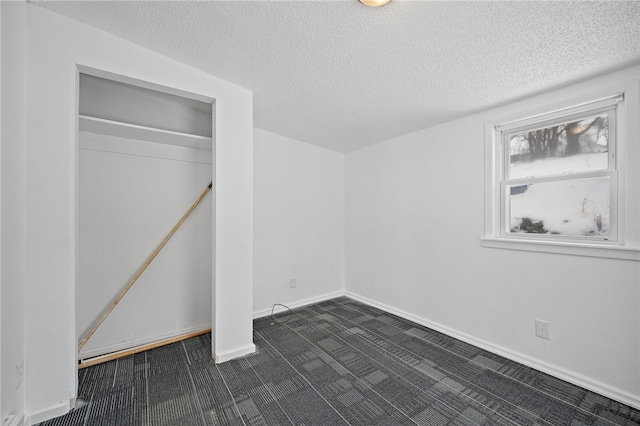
[1,2,27,424]
[345,67,640,408]
[77,132,212,359]
[23,4,254,423]
[253,129,344,316]
[1,0,3,414]
[8,2,638,422]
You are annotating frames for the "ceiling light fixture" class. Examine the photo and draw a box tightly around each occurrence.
[359,0,391,7]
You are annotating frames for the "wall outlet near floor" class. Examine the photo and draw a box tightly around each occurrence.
[289,277,297,288]
[535,319,550,340]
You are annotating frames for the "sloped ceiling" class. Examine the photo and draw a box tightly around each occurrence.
[35,0,640,153]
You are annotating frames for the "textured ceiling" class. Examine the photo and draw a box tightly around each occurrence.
[35,1,640,153]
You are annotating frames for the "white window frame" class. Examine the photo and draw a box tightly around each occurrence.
[500,96,619,243]
[482,84,640,261]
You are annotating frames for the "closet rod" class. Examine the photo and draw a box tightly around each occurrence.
[78,181,213,351]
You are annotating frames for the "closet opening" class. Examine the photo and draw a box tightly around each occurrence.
[76,69,215,368]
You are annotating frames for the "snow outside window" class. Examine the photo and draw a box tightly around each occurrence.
[495,96,621,243]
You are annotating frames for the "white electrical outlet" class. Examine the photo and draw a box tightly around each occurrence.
[535,319,550,340]
[289,277,296,288]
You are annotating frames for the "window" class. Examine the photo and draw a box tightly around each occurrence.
[482,71,640,261]
[482,94,638,253]
[498,98,619,242]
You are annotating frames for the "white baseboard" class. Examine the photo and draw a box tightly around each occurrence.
[26,399,72,425]
[253,290,346,319]
[214,343,256,364]
[78,324,211,360]
[345,291,640,410]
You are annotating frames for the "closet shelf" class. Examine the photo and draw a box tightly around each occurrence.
[79,115,212,151]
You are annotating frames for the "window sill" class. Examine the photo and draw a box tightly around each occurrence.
[480,237,640,261]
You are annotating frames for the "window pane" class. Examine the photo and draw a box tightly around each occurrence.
[508,113,609,179]
[508,177,610,237]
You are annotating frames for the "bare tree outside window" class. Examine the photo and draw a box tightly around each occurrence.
[509,114,609,178]
[503,112,614,238]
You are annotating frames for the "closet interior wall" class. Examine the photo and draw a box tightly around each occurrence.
[77,73,214,360]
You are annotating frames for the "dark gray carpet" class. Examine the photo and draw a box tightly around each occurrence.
[39,297,640,425]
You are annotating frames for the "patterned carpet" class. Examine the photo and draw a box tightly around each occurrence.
[39,297,640,425]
